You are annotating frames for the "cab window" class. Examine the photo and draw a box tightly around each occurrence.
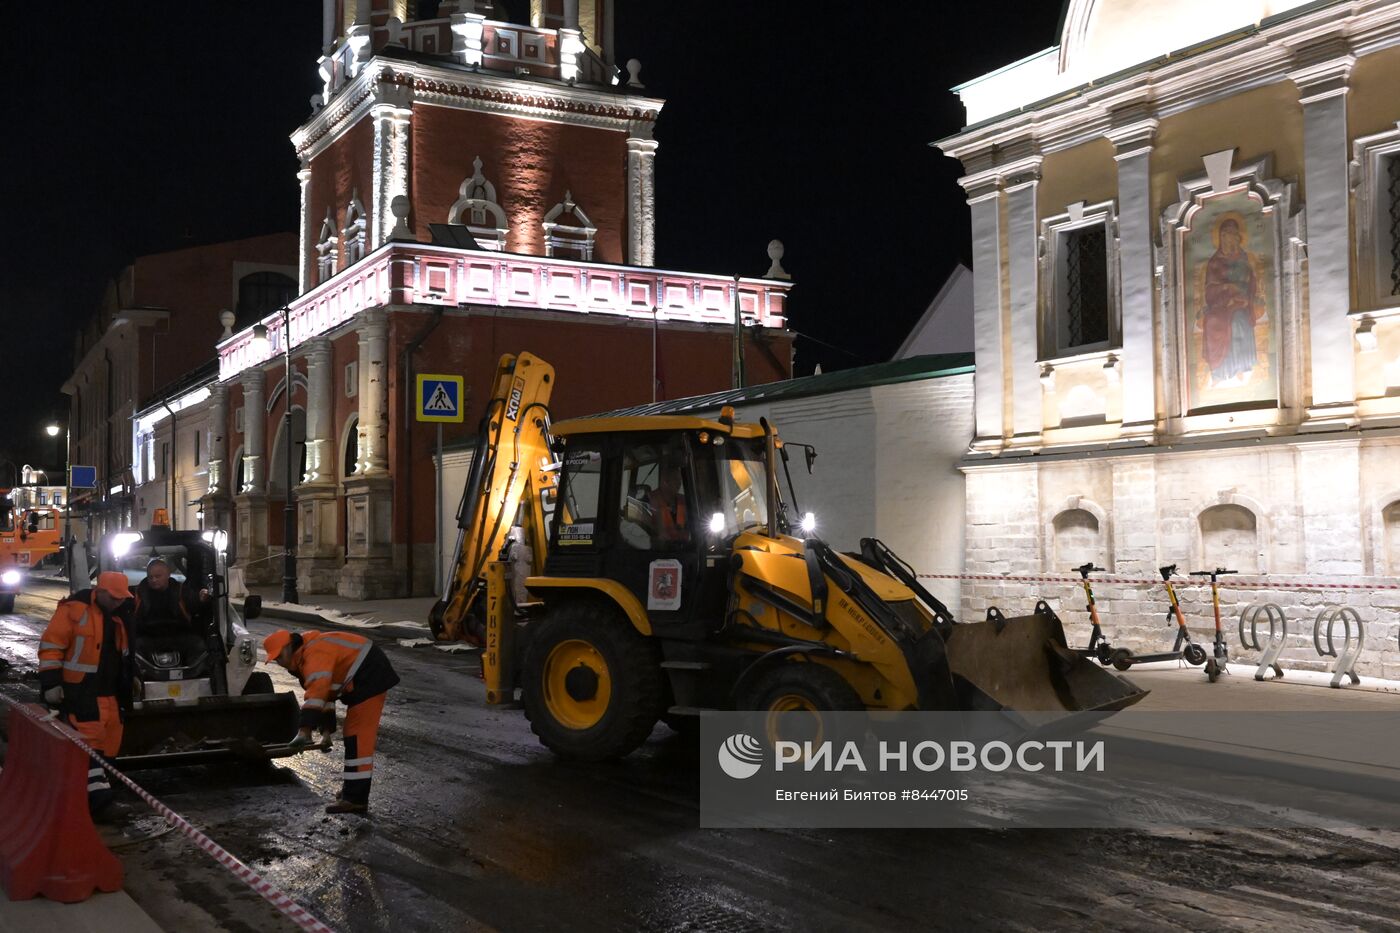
[618,438,691,550]
[554,441,603,547]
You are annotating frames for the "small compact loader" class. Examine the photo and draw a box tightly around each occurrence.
[431,353,1146,760]
[70,522,299,767]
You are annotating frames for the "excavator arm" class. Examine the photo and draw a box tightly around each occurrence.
[430,353,557,643]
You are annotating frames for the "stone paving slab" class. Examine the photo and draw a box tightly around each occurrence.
[0,891,162,933]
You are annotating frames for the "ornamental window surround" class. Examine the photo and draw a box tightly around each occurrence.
[342,193,368,266]
[542,190,596,261]
[1352,125,1400,310]
[1039,200,1121,359]
[447,156,509,251]
[315,211,339,285]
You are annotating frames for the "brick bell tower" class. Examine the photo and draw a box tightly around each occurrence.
[298,0,658,291]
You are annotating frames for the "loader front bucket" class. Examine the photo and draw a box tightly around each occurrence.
[942,602,1148,713]
[115,692,300,769]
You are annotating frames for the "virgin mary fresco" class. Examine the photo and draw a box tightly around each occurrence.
[1184,197,1277,409]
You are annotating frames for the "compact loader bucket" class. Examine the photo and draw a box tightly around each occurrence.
[115,693,300,769]
[942,602,1147,714]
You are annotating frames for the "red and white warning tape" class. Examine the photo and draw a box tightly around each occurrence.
[916,572,1400,591]
[0,695,336,933]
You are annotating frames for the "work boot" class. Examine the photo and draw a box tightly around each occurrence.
[325,799,369,815]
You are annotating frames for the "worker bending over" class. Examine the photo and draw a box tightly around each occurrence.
[37,571,134,812]
[263,629,400,815]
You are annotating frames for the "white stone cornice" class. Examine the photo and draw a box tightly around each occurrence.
[293,57,665,160]
[937,0,1400,159]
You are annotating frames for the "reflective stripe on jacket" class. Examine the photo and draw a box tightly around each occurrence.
[38,589,131,704]
[292,631,400,729]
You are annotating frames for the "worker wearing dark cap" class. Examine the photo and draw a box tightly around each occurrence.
[264,629,400,815]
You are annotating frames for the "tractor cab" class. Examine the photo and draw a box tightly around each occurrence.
[545,414,787,642]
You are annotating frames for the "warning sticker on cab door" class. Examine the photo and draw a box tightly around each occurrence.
[648,559,682,611]
[558,523,594,546]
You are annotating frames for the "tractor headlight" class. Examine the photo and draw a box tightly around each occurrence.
[800,512,817,534]
[1,569,21,586]
[708,512,726,535]
[111,532,143,558]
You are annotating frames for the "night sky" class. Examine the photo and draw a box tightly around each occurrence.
[0,1,1063,476]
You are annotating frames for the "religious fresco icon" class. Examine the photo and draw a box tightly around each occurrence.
[1181,190,1280,411]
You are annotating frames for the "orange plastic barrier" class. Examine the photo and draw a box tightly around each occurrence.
[0,702,123,902]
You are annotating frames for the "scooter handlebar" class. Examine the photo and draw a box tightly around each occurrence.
[1072,563,1105,577]
[1159,564,1178,580]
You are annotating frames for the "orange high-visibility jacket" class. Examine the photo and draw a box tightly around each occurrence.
[38,590,131,711]
[292,631,400,729]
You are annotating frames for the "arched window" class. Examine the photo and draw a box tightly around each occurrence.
[316,210,339,284]
[268,408,308,497]
[343,193,368,265]
[447,157,509,251]
[235,271,296,331]
[1199,504,1260,573]
[1052,508,1103,570]
[542,191,596,261]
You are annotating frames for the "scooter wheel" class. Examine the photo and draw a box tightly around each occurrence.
[1110,649,1134,672]
[1205,658,1219,683]
[1184,643,1208,666]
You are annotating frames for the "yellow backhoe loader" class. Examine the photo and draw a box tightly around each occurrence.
[430,352,1146,760]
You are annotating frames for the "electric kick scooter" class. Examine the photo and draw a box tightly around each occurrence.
[1070,563,1116,666]
[1189,566,1236,682]
[1107,564,1209,671]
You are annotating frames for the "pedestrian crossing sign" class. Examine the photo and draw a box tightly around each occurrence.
[416,374,465,423]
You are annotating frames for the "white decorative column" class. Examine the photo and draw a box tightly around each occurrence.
[371,88,413,250]
[626,128,658,266]
[297,162,312,293]
[1291,47,1357,428]
[202,381,233,533]
[559,0,584,83]
[341,309,395,598]
[1005,158,1043,444]
[322,0,336,50]
[961,171,1006,449]
[297,337,340,593]
[234,371,272,583]
[1109,118,1159,437]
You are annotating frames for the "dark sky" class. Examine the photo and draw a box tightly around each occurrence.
[0,1,1064,475]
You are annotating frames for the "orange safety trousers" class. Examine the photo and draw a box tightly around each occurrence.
[340,692,386,805]
[69,696,122,806]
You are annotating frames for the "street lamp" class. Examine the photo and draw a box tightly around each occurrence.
[253,312,299,604]
[44,422,71,580]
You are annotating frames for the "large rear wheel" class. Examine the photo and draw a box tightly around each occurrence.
[0,594,15,614]
[521,602,664,761]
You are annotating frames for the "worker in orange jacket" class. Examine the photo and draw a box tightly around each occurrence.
[264,629,400,815]
[37,571,135,811]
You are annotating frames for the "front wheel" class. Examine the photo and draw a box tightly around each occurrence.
[1183,643,1208,666]
[740,663,864,747]
[0,593,15,614]
[521,603,664,761]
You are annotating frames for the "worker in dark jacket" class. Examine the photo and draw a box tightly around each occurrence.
[37,571,134,811]
[264,629,400,815]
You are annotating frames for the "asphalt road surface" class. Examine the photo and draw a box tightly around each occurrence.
[4,578,1400,932]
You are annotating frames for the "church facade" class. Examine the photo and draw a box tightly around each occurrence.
[938,0,1400,676]
[211,0,794,598]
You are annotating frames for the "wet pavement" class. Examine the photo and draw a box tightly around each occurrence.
[5,579,1400,932]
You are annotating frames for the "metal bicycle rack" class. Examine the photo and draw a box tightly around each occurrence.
[1238,603,1288,681]
[1313,605,1365,688]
